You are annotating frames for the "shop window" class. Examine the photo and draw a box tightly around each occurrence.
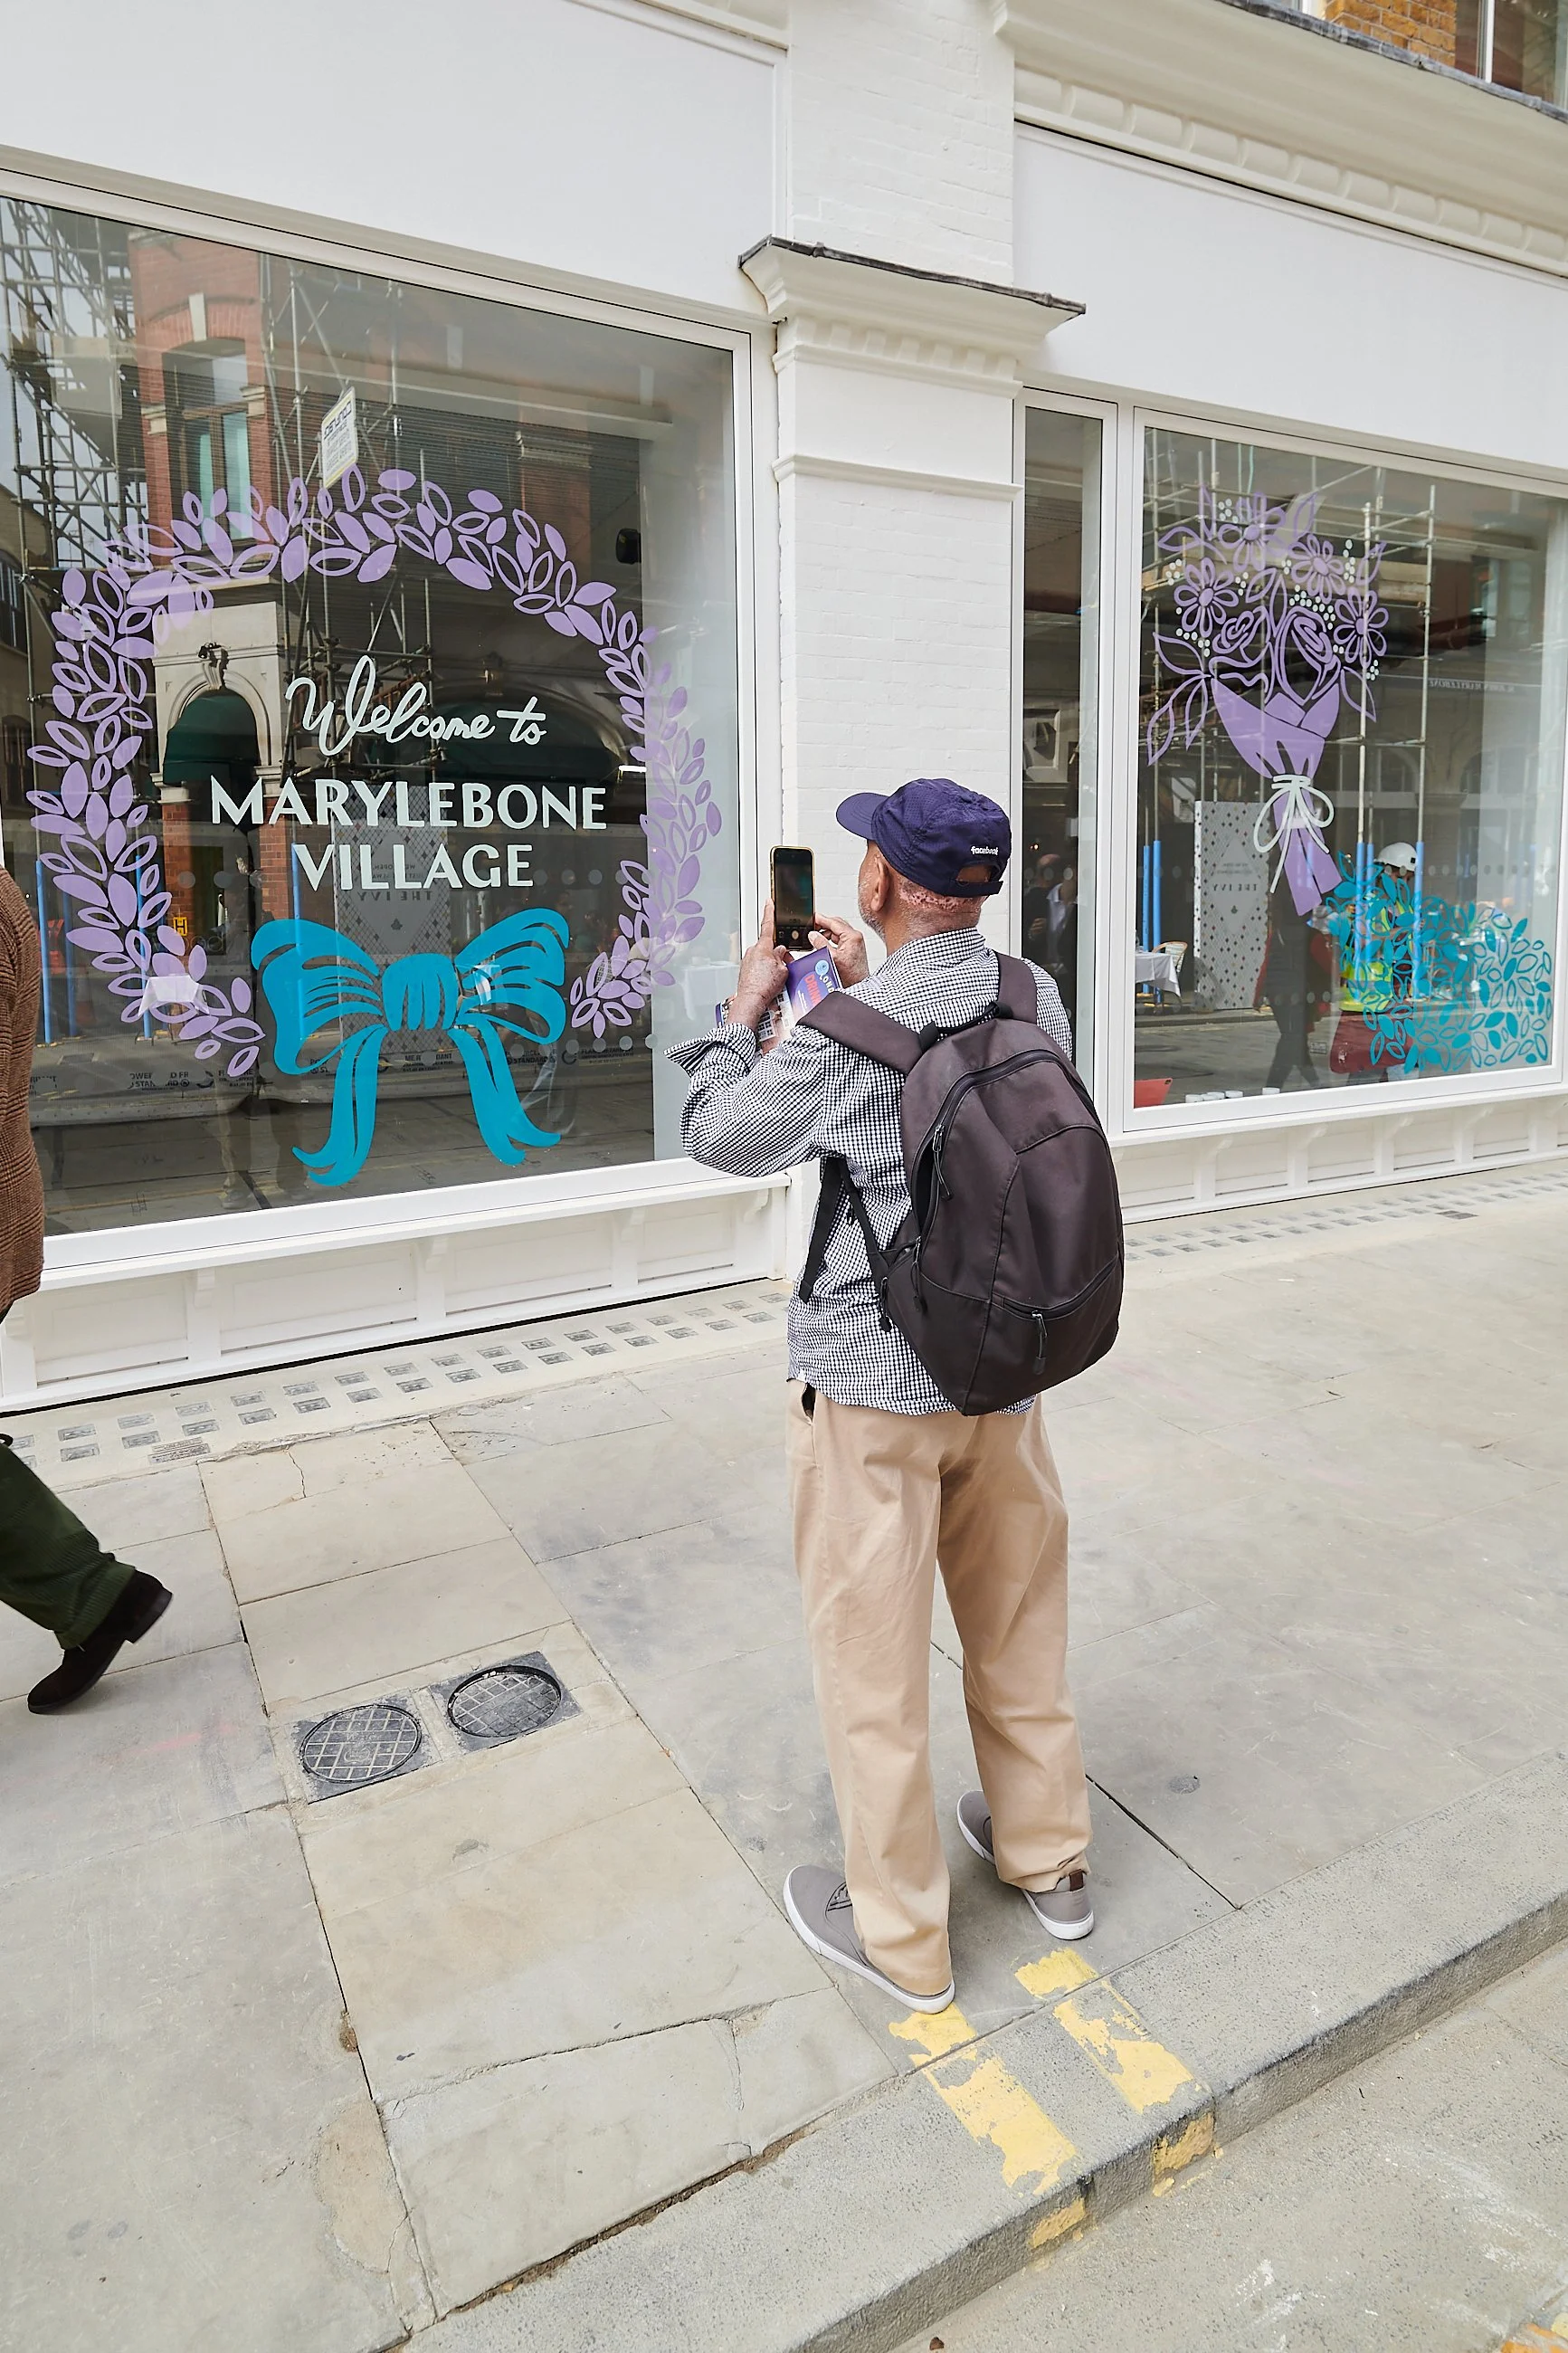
[1136,429,1564,1110]
[1022,408,1101,1073]
[3,203,740,1235]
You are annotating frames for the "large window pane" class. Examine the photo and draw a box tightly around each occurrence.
[1136,429,1564,1110]
[1022,408,1100,1071]
[0,203,740,1234]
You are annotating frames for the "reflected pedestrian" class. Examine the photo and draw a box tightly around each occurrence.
[0,869,172,1714]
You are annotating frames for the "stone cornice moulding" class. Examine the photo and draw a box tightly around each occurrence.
[739,238,1085,384]
[996,0,1568,277]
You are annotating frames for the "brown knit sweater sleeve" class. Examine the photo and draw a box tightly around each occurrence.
[0,871,46,1316]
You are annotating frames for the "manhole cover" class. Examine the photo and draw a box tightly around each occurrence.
[299,1702,423,1788]
[447,1663,563,1742]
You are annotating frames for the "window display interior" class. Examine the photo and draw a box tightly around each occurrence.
[1136,428,1563,1111]
[0,202,739,1235]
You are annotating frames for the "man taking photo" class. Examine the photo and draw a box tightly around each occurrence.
[670,778,1094,2015]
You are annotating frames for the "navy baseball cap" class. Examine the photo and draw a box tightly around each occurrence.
[835,778,1011,898]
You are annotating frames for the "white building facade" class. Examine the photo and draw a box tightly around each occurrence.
[1,0,1565,1405]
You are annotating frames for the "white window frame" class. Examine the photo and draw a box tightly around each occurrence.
[0,162,775,1281]
[1013,388,1121,1125]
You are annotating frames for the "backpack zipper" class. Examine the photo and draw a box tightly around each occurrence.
[1002,1258,1121,1329]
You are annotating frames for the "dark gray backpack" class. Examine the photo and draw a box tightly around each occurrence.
[797,955,1122,1415]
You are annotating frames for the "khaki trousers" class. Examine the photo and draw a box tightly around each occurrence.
[786,1386,1090,1999]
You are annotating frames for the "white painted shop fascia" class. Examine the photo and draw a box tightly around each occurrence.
[999,0,1568,280]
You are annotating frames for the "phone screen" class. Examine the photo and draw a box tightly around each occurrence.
[772,847,816,944]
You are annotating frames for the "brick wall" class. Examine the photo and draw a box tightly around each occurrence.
[785,0,1014,280]
[1321,0,1463,70]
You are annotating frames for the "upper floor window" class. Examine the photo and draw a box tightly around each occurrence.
[1303,0,1567,109]
[1457,0,1566,103]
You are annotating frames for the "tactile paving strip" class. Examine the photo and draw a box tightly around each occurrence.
[1122,1158,1568,1263]
[6,1280,794,1488]
[7,1159,1564,1487]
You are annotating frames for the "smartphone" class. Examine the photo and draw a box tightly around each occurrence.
[771,845,816,950]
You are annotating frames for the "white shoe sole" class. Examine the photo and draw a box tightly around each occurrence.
[1022,1896,1095,1940]
[955,1802,993,1866]
[783,1877,955,2014]
[956,1801,1094,1940]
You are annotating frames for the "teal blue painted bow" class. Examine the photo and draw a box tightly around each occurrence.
[252,910,569,1187]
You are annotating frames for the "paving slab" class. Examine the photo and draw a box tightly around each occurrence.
[241,1535,565,1713]
[60,1461,213,1549]
[622,1629,1231,2056]
[215,1457,513,1603]
[0,1524,241,1702]
[435,1376,671,1461]
[309,1759,826,2099]
[538,1498,802,1683]
[416,1752,1568,2353]
[1071,1599,1487,1903]
[1045,1403,1273,1534]
[0,1642,282,1887]
[467,1415,765,1561]
[0,1807,419,2353]
[389,1990,890,2315]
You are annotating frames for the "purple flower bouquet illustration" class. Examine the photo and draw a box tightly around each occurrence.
[1146,487,1387,919]
[1145,483,1554,1072]
[26,466,723,1167]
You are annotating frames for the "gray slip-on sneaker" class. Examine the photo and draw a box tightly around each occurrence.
[956,1790,1095,1940]
[783,1865,955,2013]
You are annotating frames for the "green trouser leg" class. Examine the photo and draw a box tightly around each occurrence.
[0,1439,135,1650]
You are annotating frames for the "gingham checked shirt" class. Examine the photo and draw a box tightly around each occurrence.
[667,929,1072,1415]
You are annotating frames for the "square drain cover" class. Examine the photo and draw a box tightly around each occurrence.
[433,1652,579,1752]
[297,1700,425,1800]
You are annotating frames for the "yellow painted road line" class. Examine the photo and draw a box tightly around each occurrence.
[891,2006,1079,2196]
[1030,2191,1088,2252]
[1014,1950,1214,2190]
[1152,2110,1215,2192]
[1050,1977,1198,2114]
[1499,2315,1568,2350]
[1016,1948,1098,2001]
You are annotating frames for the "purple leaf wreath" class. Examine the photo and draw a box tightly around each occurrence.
[1146,487,1388,916]
[26,466,719,1079]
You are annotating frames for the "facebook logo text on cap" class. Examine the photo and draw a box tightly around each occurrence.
[834,779,1012,898]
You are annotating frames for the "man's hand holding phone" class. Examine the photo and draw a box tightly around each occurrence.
[727,900,792,1034]
[806,913,870,987]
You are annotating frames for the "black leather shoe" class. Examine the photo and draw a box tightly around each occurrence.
[27,1571,174,1714]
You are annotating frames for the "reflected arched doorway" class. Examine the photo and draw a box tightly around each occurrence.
[162,686,262,957]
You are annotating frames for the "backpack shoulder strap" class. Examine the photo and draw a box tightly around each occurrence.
[994,952,1041,1025]
[798,1152,891,1306]
[797,991,925,1074]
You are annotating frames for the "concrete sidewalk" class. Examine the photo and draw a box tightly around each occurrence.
[3,1163,1567,2348]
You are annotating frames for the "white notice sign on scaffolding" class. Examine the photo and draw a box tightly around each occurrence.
[1194,799,1269,1011]
[319,388,358,490]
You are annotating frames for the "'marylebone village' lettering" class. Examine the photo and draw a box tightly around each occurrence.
[209,656,607,892]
